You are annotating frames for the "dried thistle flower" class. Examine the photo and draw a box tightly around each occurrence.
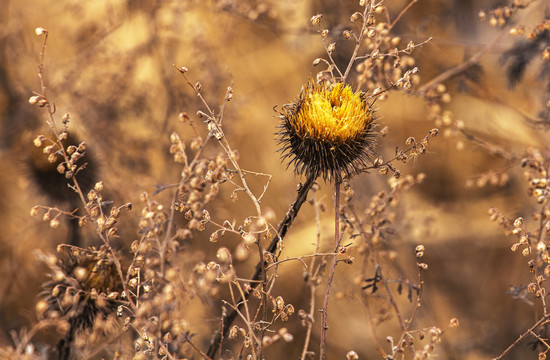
[37,246,122,358]
[277,79,376,181]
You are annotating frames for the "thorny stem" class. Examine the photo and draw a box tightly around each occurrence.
[493,315,550,360]
[206,173,316,359]
[319,179,342,360]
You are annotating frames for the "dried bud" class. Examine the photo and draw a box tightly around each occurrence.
[77,142,87,152]
[478,10,486,21]
[178,112,190,123]
[417,262,428,270]
[514,217,524,228]
[50,218,60,228]
[310,14,322,26]
[33,136,44,147]
[35,27,47,36]
[56,163,65,174]
[217,247,231,264]
[30,206,39,216]
[94,181,104,192]
[29,96,40,105]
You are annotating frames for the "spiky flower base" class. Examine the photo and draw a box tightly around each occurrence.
[277,79,376,181]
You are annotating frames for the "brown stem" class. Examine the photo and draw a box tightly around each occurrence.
[319,179,341,360]
[342,1,373,84]
[493,315,550,359]
[388,0,418,31]
[205,173,316,359]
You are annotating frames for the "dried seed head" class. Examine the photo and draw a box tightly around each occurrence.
[35,27,47,36]
[478,10,486,21]
[277,79,377,181]
[449,317,459,328]
[49,218,60,228]
[216,247,231,264]
[311,14,322,25]
[417,262,428,270]
[33,136,44,147]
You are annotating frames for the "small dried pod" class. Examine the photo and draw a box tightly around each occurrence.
[310,14,322,25]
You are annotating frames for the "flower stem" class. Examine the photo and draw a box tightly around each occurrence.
[319,179,341,360]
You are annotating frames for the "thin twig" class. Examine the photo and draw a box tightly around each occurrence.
[493,315,550,359]
[388,0,418,31]
[342,1,374,84]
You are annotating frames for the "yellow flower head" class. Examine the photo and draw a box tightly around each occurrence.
[278,79,376,181]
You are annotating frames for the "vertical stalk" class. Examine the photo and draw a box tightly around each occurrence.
[319,179,341,360]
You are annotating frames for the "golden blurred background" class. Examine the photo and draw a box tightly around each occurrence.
[1,0,549,359]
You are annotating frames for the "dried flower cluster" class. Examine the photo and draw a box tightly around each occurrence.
[35,246,122,358]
